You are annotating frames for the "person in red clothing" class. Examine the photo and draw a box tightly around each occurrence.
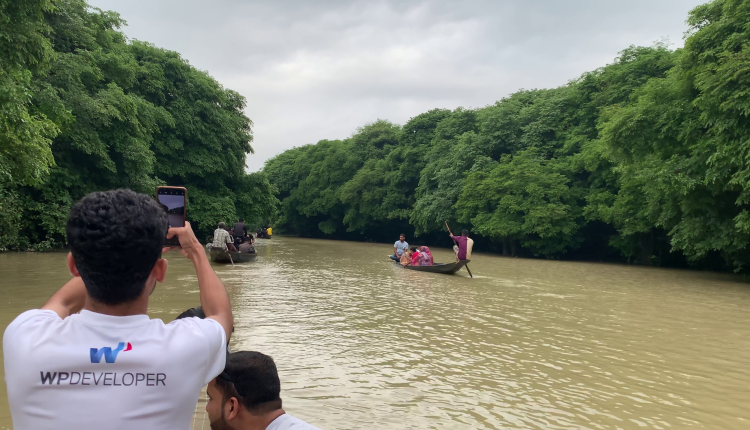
[410,247,423,266]
[450,229,473,261]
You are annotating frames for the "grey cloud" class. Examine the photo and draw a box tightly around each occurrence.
[88,0,704,171]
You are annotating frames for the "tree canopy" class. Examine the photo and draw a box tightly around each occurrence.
[0,0,276,249]
[265,0,750,271]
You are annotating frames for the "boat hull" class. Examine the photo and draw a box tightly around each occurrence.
[396,259,470,274]
[209,247,257,264]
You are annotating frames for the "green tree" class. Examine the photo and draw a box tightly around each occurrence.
[0,0,275,249]
[456,149,580,256]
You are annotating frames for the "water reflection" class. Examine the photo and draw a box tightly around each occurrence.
[1,238,750,429]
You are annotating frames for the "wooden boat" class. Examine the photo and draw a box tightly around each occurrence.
[209,247,257,264]
[394,259,470,274]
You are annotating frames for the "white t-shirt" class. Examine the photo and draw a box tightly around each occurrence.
[267,414,322,430]
[394,240,409,256]
[3,309,226,430]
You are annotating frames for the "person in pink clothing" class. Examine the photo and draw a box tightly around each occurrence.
[410,247,423,266]
[420,246,434,266]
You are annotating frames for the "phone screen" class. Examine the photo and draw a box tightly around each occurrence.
[157,187,186,246]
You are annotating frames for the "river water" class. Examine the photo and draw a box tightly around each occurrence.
[1,237,749,429]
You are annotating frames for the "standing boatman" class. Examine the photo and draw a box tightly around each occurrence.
[233,218,248,247]
[450,229,474,261]
[391,233,409,261]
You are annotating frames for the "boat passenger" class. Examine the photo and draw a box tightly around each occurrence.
[410,246,424,266]
[233,218,248,246]
[399,248,412,266]
[238,241,255,254]
[392,234,409,261]
[215,222,238,252]
[207,351,322,430]
[420,246,434,266]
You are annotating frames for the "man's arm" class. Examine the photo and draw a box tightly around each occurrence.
[225,234,237,252]
[165,222,233,340]
[41,276,87,319]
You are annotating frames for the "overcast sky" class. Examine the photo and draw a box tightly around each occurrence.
[88,0,704,171]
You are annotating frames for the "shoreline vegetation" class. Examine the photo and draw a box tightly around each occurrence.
[263,0,750,272]
[0,0,277,252]
[4,1,750,273]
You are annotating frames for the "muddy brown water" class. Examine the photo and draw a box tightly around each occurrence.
[1,237,750,429]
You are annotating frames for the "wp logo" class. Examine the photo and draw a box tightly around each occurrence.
[90,342,132,363]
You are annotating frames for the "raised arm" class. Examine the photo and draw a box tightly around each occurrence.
[41,271,87,319]
[165,222,233,340]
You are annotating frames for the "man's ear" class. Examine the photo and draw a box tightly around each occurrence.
[224,397,241,420]
[67,253,81,277]
[151,258,168,283]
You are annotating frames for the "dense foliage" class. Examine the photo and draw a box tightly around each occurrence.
[0,0,277,250]
[266,0,750,271]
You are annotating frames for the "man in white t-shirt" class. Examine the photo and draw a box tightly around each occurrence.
[391,234,409,261]
[206,351,321,430]
[3,189,234,430]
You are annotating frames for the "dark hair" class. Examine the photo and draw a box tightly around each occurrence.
[410,246,418,252]
[66,189,167,306]
[399,233,405,237]
[175,306,205,320]
[215,351,282,414]
[239,218,244,222]
[462,229,469,236]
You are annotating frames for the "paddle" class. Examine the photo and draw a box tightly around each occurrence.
[445,222,473,278]
[226,247,235,267]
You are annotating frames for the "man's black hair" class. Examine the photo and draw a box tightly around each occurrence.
[66,189,167,306]
[215,351,282,414]
[238,218,244,222]
[399,233,405,237]
[176,306,205,320]
[410,246,418,252]
[462,229,469,236]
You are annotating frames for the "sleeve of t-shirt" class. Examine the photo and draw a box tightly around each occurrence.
[3,309,60,366]
[193,318,227,385]
[3,309,60,342]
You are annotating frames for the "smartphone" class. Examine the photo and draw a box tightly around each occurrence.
[156,186,187,247]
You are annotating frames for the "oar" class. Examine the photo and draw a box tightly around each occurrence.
[226,248,235,267]
[445,222,473,278]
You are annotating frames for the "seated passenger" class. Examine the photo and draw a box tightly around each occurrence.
[214,222,237,252]
[399,248,412,266]
[206,351,322,430]
[238,241,255,254]
[420,246,434,266]
[410,246,423,266]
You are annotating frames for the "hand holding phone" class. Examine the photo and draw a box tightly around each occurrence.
[156,186,187,247]
[162,221,203,260]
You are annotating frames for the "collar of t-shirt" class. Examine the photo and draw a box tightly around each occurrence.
[74,310,151,328]
[266,414,320,430]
